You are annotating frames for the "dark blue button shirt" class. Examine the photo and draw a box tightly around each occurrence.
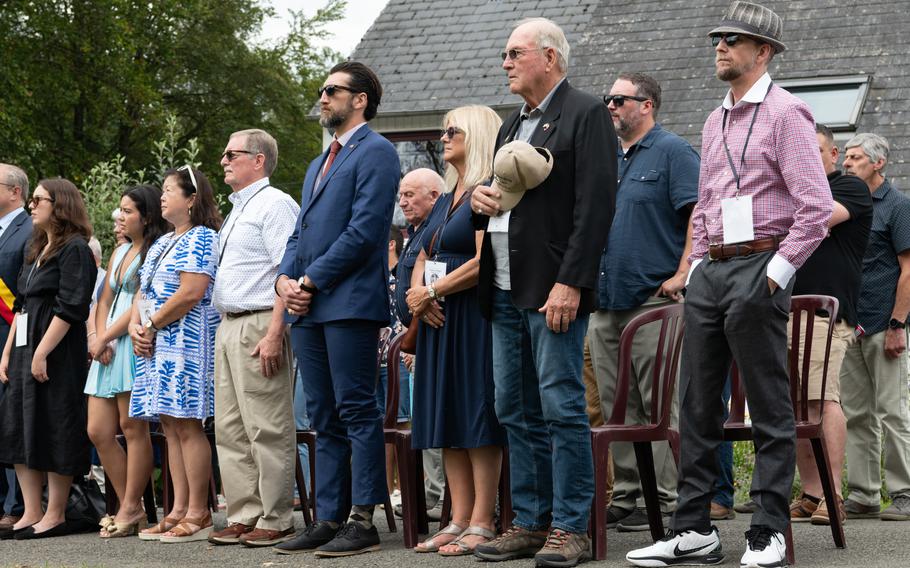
[394,205,446,326]
[857,179,910,335]
[597,124,700,310]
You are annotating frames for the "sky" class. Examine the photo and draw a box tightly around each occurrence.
[258,0,390,56]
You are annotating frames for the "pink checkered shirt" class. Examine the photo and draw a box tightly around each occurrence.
[689,74,832,280]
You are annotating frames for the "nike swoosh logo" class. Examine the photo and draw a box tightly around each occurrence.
[674,542,713,556]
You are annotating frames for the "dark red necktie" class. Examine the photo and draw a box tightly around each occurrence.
[322,140,343,178]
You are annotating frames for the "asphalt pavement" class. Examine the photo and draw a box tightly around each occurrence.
[1,509,905,567]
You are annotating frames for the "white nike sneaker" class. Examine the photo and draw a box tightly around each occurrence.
[740,527,787,568]
[626,526,725,567]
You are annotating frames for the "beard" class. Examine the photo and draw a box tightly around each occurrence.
[613,116,632,138]
[716,54,756,82]
[319,98,355,130]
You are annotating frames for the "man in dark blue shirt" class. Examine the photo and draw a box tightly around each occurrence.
[587,73,699,531]
[839,133,910,521]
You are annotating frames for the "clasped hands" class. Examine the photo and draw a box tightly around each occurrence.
[406,285,444,328]
[278,275,314,317]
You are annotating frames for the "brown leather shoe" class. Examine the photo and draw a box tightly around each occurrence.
[710,501,736,520]
[534,529,592,568]
[208,522,254,545]
[0,515,21,530]
[790,494,819,522]
[240,526,296,547]
[811,496,846,526]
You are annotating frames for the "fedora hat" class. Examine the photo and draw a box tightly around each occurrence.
[491,141,553,212]
[709,1,786,53]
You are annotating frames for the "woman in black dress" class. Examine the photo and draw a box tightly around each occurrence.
[0,179,97,540]
[407,105,506,555]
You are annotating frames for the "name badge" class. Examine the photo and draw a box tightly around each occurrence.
[425,260,447,290]
[486,210,511,233]
[721,195,755,244]
[137,295,154,326]
[15,313,27,347]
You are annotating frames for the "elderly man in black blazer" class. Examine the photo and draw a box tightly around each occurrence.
[0,163,32,533]
[470,17,617,568]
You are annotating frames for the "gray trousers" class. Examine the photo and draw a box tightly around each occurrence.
[672,252,795,534]
[588,298,679,512]
[423,448,445,508]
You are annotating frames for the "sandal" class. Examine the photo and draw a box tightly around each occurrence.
[99,515,116,537]
[159,513,213,543]
[414,522,466,553]
[102,512,148,539]
[138,516,182,541]
[438,525,496,557]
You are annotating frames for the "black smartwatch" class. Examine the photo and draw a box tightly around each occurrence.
[888,318,906,330]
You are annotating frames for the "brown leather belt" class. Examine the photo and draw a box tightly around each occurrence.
[708,235,785,261]
[224,308,271,319]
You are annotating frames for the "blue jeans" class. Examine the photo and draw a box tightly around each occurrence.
[712,378,734,508]
[294,367,311,495]
[376,359,412,423]
[490,288,593,533]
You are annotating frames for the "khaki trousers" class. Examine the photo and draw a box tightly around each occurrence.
[588,298,679,512]
[840,329,910,504]
[583,337,614,503]
[215,311,296,530]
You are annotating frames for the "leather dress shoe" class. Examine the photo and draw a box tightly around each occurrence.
[14,522,72,540]
[274,521,340,554]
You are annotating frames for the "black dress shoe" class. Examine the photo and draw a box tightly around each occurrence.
[313,521,380,557]
[14,522,71,540]
[1,523,35,540]
[274,521,340,555]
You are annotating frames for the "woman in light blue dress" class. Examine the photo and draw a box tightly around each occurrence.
[128,167,221,543]
[86,185,170,537]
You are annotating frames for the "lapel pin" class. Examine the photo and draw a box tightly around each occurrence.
[542,123,550,131]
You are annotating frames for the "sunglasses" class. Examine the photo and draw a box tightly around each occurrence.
[318,84,357,98]
[711,33,743,47]
[177,164,198,192]
[441,126,464,140]
[29,195,54,207]
[603,95,649,107]
[500,47,545,61]
[221,150,253,162]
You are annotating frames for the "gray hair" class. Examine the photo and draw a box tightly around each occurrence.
[515,17,570,73]
[845,133,890,173]
[0,163,30,202]
[111,207,121,221]
[231,128,278,176]
[88,236,102,262]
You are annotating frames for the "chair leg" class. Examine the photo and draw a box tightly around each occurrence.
[384,490,397,533]
[809,435,845,548]
[143,477,158,524]
[439,481,452,531]
[591,437,610,561]
[105,473,118,516]
[160,440,172,516]
[208,473,219,512]
[498,451,513,530]
[414,450,429,535]
[395,436,418,548]
[634,441,665,541]
[294,451,312,526]
[306,438,317,522]
[785,522,795,565]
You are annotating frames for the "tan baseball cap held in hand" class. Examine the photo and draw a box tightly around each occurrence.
[491,141,554,212]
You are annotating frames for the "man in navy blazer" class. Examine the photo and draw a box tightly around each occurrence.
[0,163,32,531]
[275,61,400,557]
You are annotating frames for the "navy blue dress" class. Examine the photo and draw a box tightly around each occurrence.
[412,190,506,449]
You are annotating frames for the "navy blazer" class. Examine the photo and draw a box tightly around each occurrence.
[278,124,400,324]
[0,208,33,344]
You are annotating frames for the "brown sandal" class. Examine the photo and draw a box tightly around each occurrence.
[159,513,213,543]
[138,516,182,541]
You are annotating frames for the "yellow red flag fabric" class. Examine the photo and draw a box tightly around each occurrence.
[0,277,14,325]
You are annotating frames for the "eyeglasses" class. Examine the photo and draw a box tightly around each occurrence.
[318,84,357,98]
[500,47,545,61]
[177,164,198,192]
[441,126,464,140]
[29,195,54,207]
[710,33,743,47]
[221,150,253,162]
[0,182,18,190]
[603,95,650,107]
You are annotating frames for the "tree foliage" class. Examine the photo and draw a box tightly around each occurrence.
[0,0,345,202]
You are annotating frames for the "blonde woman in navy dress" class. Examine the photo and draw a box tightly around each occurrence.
[128,167,221,543]
[407,105,506,555]
[85,185,170,537]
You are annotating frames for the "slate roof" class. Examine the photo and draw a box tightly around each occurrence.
[350,0,910,187]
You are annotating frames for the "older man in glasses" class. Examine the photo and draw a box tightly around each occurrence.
[209,129,300,548]
[627,3,832,567]
[0,163,30,534]
[470,17,616,568]
[589,73,699,533]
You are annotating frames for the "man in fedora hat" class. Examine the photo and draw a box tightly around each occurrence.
[627,3,832,567]
[470,16,616,568]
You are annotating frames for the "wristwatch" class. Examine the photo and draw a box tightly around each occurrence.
[889,318,906,330]
[428,285,439,301]
[144,319,159,333]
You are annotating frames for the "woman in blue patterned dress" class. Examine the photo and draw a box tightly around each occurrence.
[128,167,221,543]
[86,185,170,537]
